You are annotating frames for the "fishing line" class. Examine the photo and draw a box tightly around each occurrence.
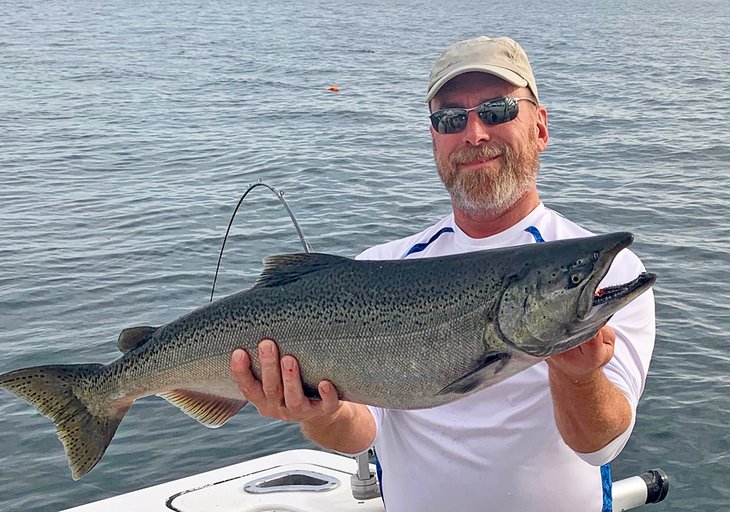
[209,180,312,303]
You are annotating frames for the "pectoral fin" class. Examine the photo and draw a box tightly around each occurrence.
[157,390,247,428]
[436,353,511,396]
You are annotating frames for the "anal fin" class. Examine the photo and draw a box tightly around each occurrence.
[437,353,511,396]
[157,390,247,428]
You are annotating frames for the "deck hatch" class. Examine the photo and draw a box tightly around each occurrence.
[243,470,340,494]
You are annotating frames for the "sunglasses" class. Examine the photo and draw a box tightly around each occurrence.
[429,96,537,134]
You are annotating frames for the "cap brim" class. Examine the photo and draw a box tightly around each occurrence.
[425,65,529,103]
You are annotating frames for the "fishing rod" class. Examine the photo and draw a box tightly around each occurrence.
[210,180,313,303]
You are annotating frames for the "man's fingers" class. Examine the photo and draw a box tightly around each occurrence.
[280,357,341,418]
[317,381,340,414]
[259,339,283,400]
[232,340,342,424]
[584,326,616,359]
[230,349,263,401]
[549,324,618,378]
[599,325,616,347]
[281,356,309,411]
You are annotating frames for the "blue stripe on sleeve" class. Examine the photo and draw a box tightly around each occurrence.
[403,227,455,257]
[524,226,545,243]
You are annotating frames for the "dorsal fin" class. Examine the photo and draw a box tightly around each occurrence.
[254,253,350,288]
[117,326,158,353]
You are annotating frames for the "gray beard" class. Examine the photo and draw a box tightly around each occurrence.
[435,139,541,219]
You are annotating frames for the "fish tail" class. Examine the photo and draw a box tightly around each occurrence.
[0,364,131,480]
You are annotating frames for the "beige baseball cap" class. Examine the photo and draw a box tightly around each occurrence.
[426,36,539,104]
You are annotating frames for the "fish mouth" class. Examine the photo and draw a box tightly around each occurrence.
[594,273,656,306]
[574,232,633,321]
[561,232,656,350]
[580,272,657,322]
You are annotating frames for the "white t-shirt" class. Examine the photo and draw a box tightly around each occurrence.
[356,203,656,512]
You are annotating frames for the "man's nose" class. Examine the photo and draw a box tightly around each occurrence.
[462,111,491,146]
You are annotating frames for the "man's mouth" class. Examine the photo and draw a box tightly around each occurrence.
[458,155,500,169]
[450,144,504,168]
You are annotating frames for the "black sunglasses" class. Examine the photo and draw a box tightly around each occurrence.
[429,96,537,134]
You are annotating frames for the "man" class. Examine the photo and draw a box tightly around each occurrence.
[230,36,655,511]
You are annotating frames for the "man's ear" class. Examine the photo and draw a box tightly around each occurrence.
[535,106,549,151]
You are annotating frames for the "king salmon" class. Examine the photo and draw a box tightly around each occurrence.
[0,231,655,479]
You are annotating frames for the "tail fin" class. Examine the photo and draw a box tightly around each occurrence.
[0,364,131,480]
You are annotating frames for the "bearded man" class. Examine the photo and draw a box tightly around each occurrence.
[231,36,656,511]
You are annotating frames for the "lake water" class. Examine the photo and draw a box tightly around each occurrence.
[0,0,728,510]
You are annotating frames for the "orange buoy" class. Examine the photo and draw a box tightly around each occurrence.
[327,85,340,92]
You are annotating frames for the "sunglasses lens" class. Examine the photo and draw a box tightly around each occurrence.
[430,98,522,134]
[476,98,519,125]
[430,109,469,134]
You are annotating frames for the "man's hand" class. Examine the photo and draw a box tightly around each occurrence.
[546,325,632,453]
[230,339,377,454]
[230,339,340,423]
[547,325,616,382]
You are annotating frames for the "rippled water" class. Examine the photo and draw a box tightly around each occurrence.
[1,0,728,510]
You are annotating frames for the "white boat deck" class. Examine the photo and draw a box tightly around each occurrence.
[61,449,383,512]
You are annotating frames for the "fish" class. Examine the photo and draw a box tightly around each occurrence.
[0,231,655,480]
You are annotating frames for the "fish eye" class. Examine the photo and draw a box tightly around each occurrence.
[570,273,582,285]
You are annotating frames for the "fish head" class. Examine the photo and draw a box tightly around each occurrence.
[495,232,655,357]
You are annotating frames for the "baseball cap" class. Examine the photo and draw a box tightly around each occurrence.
[426,36,539,104]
